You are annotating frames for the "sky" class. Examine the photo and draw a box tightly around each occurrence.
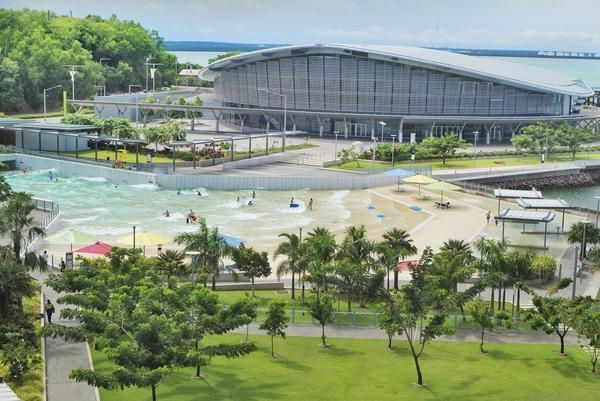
[5,0,600,51]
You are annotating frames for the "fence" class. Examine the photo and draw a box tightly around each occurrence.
[21,197,60,255]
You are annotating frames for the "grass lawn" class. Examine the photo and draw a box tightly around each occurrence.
[64,149,179,163]
[92,333,598,401]
[0,283,44,401]
[330,152,600,171]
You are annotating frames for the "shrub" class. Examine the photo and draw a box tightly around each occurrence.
[530,254,556,283]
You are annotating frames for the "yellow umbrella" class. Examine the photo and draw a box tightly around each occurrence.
[118,231,171,247]
[424,181,461,203]
[402,174,438,197]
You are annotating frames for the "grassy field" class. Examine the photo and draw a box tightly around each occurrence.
[0,283,44,401]
[92,333,598,401]
[331,152,600,171]
[64,149,179,163]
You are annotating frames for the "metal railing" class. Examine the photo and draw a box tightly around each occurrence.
[20,197,60,255]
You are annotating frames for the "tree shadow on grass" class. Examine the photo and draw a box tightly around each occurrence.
[268,354,311,372]
[315,343,360,358]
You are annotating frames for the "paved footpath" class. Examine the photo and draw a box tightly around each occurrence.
[34,272,97,401]
[237,322,580,346]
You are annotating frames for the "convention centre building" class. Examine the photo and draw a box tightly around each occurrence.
[199,44,597,144]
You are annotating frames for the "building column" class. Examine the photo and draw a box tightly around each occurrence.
[344,118,348,138]
[190,116,195,131]
[319,125,323,137]
[398,118,404,143]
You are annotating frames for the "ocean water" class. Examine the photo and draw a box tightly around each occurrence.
[169,50,600,87]
[544,186,600,210]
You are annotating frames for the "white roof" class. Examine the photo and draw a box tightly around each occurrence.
[0,383,21,401]
[199,44,594,97]
[178,69,202,76]
[497,209,555,223]
[517,198,573,209]
[494,188,544,199]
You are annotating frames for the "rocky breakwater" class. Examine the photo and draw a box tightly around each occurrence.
[484,169,600,190]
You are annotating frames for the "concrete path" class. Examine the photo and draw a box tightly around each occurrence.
[238,322,580,346]
[34,273,97,401]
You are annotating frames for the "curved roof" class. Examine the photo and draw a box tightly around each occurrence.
[199,44,594,97]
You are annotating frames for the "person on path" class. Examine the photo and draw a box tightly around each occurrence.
[41,250,48,265]
[45,300,55,324]
[308,198,313,210]
[486,211,491,224]
[60,259,66,272]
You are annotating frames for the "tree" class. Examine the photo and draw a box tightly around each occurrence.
[395,248,456,386]
[259,300,289,358]
[274,232,304,300]
[511,134,540,155]
[378,294,403,349]
[567,221,600,260]
[381,228,417,290]
[518,122,558,155]
[208,51,241,65]
[466,299,511,353]
[0,257,34,318]
[474,238,508,313]
[555,123,595,158]
[525,278,583,355]
[505,249,534,319]
[156,250,188,282]
[174,219,230,290]
[303,227,337,297]
[418,133,469,164]
[0,192,46,262]
[530,254,557,284]
[308,292,335,347]
[232,245,271,298]
[575,299,600,374]
[0,176,14,201]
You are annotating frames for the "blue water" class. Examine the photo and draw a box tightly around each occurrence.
[4,170,352,246]
[544,186,600,210]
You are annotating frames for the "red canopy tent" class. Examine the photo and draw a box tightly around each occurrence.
[397,260,419,272]
[74,241,113,255]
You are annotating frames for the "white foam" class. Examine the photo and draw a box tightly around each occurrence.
[62,215,98,223]
[77,177,108,183]
[93,207,109,214]
[157,212,185,222]
[82,226,133,235]
[232,212,259,221]
[129,183,160,191]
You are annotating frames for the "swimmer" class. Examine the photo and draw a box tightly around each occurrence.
[163,209,170,217]
[197,191,202,196]
[177,189,182,195]
[236,196,240,202]
[308,198,313,210]
[248,199,254,206]
[252,191,256,199]
[114,185,118,189]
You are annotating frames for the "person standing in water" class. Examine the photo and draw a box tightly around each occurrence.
[290,197,294,206]
[252,191,256,199]
[308,198,313,210]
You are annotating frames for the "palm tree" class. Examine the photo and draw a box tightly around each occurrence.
[0,192,46,262]
[274,233,304,300]
[156,250,188,282]
[475,238,508,313]
[567,221,600,261]
[303,227,337,297]
[376,244,397,291]
[381,228,417,290]
[0,176,13,202]
[339,225,374,265]
[174,219,230,290]
[0,257,34,318]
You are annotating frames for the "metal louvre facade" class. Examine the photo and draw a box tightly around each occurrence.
[214,54,565,117]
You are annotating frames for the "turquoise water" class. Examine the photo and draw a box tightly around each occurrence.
[4,170,353,246]
[544,186,600,210]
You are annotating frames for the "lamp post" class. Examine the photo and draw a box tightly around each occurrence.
[333,130,339,160]
[186,251,202,285]
[581,219,591,262]
[258,88,287,152]
[43,85,62,122]
[64,65,82,100]
[473,130,479,158]
[129,85,142,127]
[378,121,386,142]
[372,137,378,162]
[132,225,136,249]
[391,134,397,167]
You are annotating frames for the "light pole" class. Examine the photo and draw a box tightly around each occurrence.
[372,137,378,162]
[333,130,339,160]
[186,251,202,285]
[43,85,62,122]
[132,225,136,249]
[129,85,142,127]
[378,121,386,142]
[391,134,397,167]
[572,244,579,299]
[581,219,591,262]
[473,130,479,158]
[64,65,83,100]
[258,88,287,152]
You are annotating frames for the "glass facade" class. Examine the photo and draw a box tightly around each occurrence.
[214,54,565,117]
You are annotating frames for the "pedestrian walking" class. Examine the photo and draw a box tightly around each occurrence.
[60,258,66,272]
[308,198,313,210]
[45,300,55,324]
[41,250,48,264]
[485,211,491,224]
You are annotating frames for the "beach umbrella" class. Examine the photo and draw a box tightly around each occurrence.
[402,174,438,197]
[118,231,171,247]
[46,229,96,244]
[424,181,461,203]
[218,233,244,247]
[75,241,113,255]
[383,168,415,191]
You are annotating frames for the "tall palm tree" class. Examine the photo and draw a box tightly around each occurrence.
[475,238,508,313]
[156,250,188,282]
[274,233,304,300]
[339,225,374,265]
[0,192,46,262]
[174,219,230,290]
[381,228,417,290]
[303,227,337,297]
[567,221,600,261]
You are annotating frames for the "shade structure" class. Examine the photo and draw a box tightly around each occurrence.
[383,169,415,191]
[402,174,438,197]
[219,233,244,247]
[75,241,113,255]
[45,229,96,244]
[118,231,171,246]
[424,181,462,202]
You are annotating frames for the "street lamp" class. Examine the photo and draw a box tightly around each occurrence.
[372,137,378,162]
[473,130,479,158]
[129,85,142,127]
[391,134,397,167]
[132,225,137,249]
[378,121,386,142]
[333,130,339,161]
[43,85,62,122]
[64,65,83,100]
[186,251,202,285]
[581,219,591,262]
[257,88,287,152]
